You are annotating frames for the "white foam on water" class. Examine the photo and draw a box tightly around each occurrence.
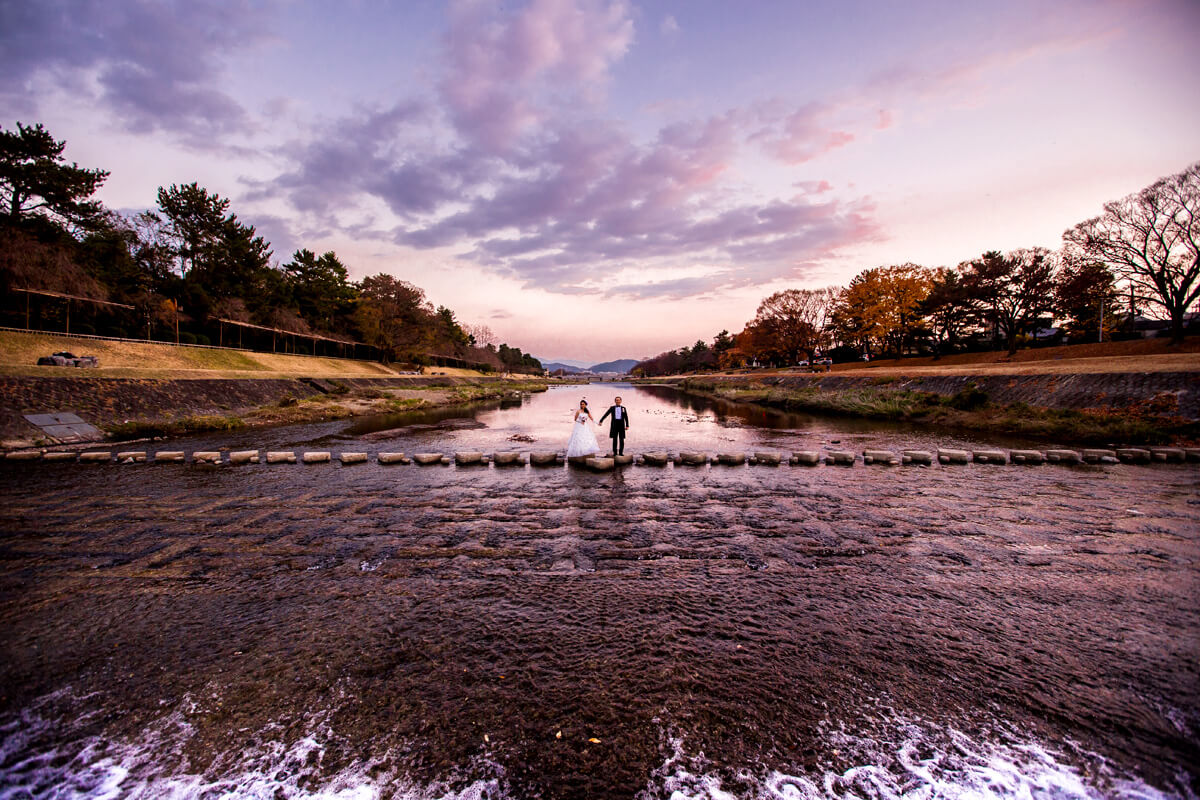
[0,699,508,800]
[639,715,1190,800]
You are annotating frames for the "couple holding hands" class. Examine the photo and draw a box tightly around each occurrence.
[566,396,629,459]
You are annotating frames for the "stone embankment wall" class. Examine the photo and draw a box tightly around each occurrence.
[662,372,1200,421]
[0,375,510,440]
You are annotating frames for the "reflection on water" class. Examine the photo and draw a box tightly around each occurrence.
[0,381,1196,799]
[170,382,1066,455]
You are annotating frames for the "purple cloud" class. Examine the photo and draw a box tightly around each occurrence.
[0,0,270,141]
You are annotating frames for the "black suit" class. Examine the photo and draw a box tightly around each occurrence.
[597,405,630,455]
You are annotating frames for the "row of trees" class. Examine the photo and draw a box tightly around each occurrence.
[0,122,542,372]
[636,161,1199,375]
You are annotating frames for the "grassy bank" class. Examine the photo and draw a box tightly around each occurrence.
[103,380,549,440]
[680,377,1198,446]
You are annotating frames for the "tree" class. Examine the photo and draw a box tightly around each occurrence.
[749,288,832,364]
[155,182,231,277]
[919,267,974,357]
[1063,162,1200,343]
[960,248,1057,354]
[830,265,932,356]
[1054,257,1121,342]
[282,249,355,331]
[354,273,433,361]
[0,122,109,234]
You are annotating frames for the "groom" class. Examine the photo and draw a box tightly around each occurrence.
[597,396,630,456]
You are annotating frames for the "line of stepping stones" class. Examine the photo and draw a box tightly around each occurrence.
[2,446,1197,469]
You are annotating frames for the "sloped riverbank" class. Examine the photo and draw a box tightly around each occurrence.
[0,374,548,446]
[648,372,1200,445]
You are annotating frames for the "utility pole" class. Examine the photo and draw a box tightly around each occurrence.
[1098,296,1104,343]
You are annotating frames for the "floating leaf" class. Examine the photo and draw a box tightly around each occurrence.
[588,737,601,744]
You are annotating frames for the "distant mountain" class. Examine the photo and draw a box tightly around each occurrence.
[539,357,591,368]
[540,358,639,374]
[542,361,584,374]
[589,358,639,374]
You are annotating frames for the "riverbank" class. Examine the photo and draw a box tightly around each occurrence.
[662,372,1199,445]
[0,374,549,447]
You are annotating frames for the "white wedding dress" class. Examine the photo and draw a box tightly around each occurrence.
[565,411,601,458]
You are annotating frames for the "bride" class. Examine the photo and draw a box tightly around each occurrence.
[565,399,601,458]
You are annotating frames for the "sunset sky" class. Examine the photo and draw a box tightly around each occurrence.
[3,0,1198,362]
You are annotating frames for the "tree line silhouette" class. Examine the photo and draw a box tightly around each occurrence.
[0,122,542,373]
[635,161,1199,376]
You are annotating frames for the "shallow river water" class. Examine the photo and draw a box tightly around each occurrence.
[0,384,1197,799]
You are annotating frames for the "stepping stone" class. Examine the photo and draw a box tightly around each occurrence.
[229,450,259,464]
[413,453,444,465]
[440,456,452,465]
[676,451,707,466]
[455,451,484,466]
[586,457,615,471]
[862,449,899,466]
[717,452,746,466]
[753,452,782,466]
[378,452,409,465]
[902,450,933,466]
[44,452,77,462]
[613,454,633,466]
[1150,448,1185,463]
[937,449,971,465]
[825,450,855,466]
[1045,449,1081,465]
[266,451,296,464]
[155,451,185,463]
[1185,449,1200,463]
[491,451,523,466]
[530,452,558,466]
[301,451,331,464]
[1116,448,1150,464]
[192,451,222,464]
[640,451,669,466]
[6,450,42,461]
[116,451,147,463]
[1082,449,1116,464]
[791,451,821,466]
[339,452,368,464]
[973,449,1008,465]
[79,451,112,463]
[1009,449,1045,465]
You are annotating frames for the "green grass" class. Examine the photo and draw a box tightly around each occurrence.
[680,377,1196,445]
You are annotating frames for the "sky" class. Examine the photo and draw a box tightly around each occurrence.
[2,0,1198,363]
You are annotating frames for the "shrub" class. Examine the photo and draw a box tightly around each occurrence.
[178,331,197,345]
[195,334,211,346]
[945,383,989,410]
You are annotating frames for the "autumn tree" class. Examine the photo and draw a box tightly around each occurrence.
[1063,162,1200,343]
[0,122,109,235]
[960,248,1057,354]
[748,288,835,364]
[831,265,933,356]
[354,273,433,361]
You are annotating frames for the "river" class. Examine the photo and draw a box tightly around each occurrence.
[0,383,1196,799]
